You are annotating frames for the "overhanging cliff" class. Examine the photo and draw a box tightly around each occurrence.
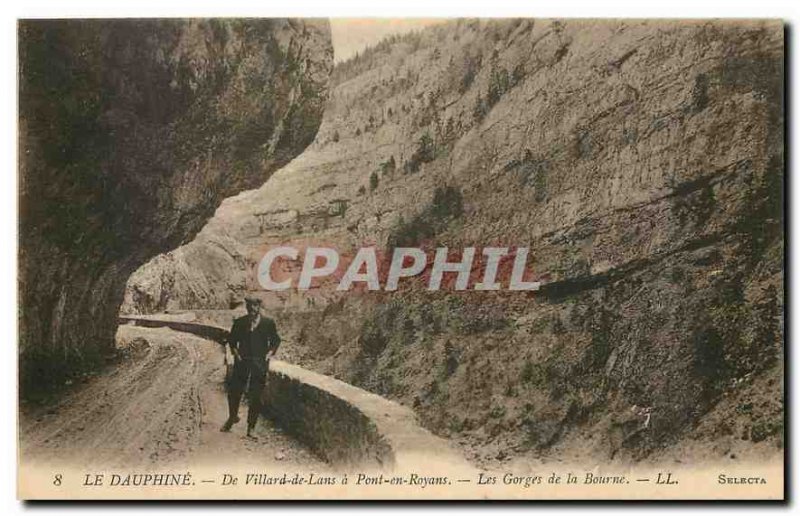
[18,19,333,396]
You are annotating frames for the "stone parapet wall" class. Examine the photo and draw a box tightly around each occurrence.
[118,316,470,471]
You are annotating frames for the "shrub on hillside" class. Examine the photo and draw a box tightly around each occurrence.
[403,132,436,174]
[387,185,464,247]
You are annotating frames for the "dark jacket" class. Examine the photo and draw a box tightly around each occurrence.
[228,315,281,364]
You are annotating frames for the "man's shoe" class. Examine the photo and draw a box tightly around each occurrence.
[220,416,240,432]
[246,424,256,438]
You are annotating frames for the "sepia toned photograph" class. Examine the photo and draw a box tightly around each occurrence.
[17,16,784,500]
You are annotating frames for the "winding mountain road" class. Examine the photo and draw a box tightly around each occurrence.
[19,325,323,470]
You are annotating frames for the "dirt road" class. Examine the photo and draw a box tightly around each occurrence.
[19,325,324,470]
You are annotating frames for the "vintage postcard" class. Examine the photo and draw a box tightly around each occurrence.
[17,18,784,500]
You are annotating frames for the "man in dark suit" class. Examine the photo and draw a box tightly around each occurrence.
[221,297,281,437]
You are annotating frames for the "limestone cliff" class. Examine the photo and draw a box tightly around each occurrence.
[123,20,783,464]
[19,19,332,396]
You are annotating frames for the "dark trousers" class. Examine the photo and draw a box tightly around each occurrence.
[227,359,267,429]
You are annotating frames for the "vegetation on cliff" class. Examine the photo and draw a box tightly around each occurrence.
[123,19,783,465]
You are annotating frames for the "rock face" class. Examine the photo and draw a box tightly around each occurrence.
[124,20,783,463]
[123,232,251,314]
[19,19,332,395]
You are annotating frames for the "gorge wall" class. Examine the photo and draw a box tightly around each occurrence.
[19,19,333,396]
[123,20,784,465]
